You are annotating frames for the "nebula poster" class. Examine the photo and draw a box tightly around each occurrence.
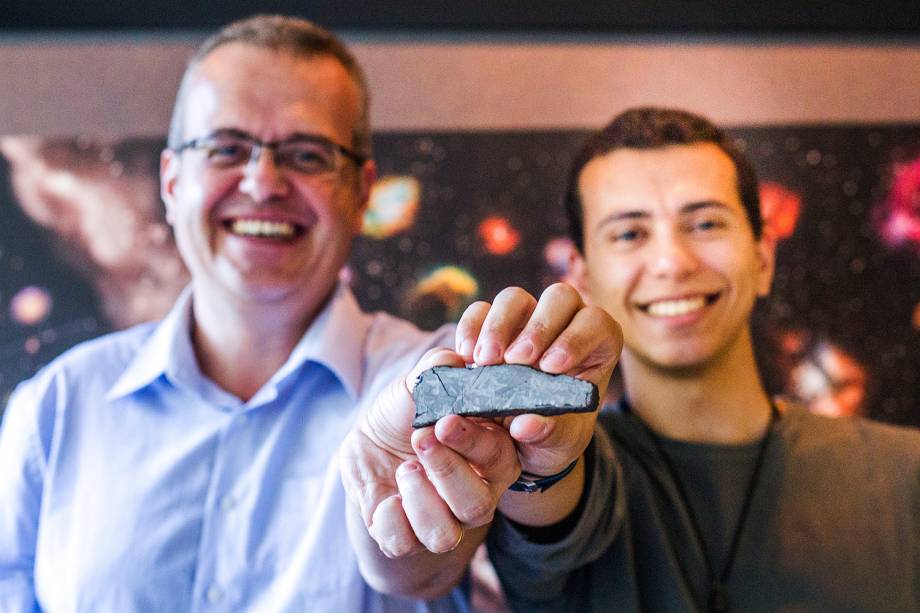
[1,126,919,427]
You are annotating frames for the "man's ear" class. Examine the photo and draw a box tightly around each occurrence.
[351,158,377,233]
[160,149,179,226]
[564,246,592,303]
[755,230,777,297]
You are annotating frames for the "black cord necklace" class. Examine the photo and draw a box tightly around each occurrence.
[626,401,778,613]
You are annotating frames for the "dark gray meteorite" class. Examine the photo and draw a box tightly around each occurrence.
[412,364,598,428]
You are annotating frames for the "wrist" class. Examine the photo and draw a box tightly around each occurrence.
[508,458,579,494]
[502,437,596,539]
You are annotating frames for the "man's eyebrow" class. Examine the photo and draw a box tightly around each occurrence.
[593,200,738,232]
[680,200,734,215]
[206,127,253,140]
[200,129,332,145]
[285,132,332,142]
[594,209,650,230]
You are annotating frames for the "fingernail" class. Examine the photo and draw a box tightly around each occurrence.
[541,348,568,371]
[415,434,436,454]
[526,420,551,443]
[398,461,421,476]
[439,418,468,444]
[459,339,474,359]
[505,340,534,362]
[475,341,501,364]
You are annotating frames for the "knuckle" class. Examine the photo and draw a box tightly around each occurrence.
[495,286,530,303]
[380,536,418,559]
[457,497,495,527]
[481,318,505,336]
[445,430,478,457]
[587,304,616,326]
[425,453,461,480]
[463,300,492,317]
[425,526,460,554]
[457,301,491,328]
[543,282,580,304]
[548,333,575,354]
[476,438,511,474]
[521,319,549,341]
[583,307,624,346]
[471,509,496,528]
[588,305,615,327]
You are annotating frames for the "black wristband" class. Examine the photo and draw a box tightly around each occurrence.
[508,458,579,493]
[506,437,596,543]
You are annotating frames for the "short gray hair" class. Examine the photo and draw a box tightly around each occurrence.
[166,14,371,156]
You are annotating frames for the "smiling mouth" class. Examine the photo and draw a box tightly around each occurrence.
[640,293,720,318]
[224,218,305,240]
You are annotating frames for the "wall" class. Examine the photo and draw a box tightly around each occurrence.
[2,34,920,135]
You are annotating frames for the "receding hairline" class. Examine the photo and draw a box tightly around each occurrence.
[166,33,371,154]
[185,42,362,103]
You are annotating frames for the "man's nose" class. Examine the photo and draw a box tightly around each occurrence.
[648,232,700,279]
[238,146,290,202]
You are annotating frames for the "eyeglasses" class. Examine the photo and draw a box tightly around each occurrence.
[173,130,367,175]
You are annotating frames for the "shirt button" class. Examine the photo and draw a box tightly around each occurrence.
[206,586,223,603]
[219,496,235,511]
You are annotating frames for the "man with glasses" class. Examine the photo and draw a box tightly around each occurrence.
[0,14,621,612]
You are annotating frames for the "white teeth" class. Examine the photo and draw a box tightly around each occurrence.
[230,219,296,239]
[646,296,707,317]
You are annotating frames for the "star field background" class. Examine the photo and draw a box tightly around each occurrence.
[1,126,919,427]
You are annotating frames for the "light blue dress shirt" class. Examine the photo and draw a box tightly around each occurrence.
[0,284,467,612]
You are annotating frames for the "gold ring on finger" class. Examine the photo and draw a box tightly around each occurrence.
[446,526,464,553]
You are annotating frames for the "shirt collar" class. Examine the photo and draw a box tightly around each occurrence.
[106,286,197,401]
[106,282,369,402]
[279,282,367,400]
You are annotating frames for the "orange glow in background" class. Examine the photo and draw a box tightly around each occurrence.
[759,181,802,240]
[478,216,521,255]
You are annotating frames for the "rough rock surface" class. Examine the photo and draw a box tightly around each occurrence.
[412,364,598,428]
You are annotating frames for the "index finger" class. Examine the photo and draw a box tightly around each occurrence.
[470,287,538,366]
[503,282,584,366]
[538,304,622,390]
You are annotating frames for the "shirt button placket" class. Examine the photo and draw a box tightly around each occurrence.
[194,409,240,612]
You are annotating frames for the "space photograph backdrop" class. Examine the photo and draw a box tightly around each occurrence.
[1,126,919,427]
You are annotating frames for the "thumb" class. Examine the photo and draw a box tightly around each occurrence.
[362,347,466,455]
[509,411,596,475]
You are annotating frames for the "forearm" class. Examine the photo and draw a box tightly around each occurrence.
[346,503,485,600]
[485,431,619,607]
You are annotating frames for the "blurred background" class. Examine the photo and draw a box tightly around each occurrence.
[2,2,920,426]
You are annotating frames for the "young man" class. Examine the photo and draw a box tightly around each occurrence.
[0,15,622,612]
[486,108,920,612]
